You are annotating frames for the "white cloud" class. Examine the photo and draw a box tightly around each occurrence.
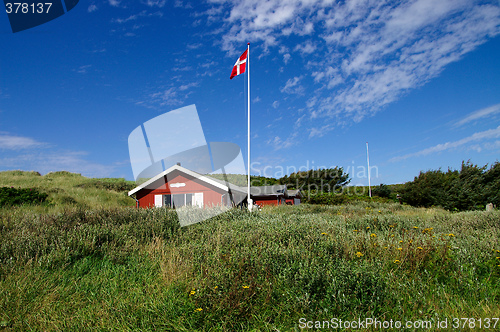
[454,103,500,127]
[75,65,92,74]
[88,4,97,12]
[113,13,141,24]
[280,76,305,95]
[172,65,193,72]
[204,0,500,126]
[108,0,121,7]
[272,100,279,109]
[390,125,500,162]
[178,82,199,91]
[0,132,117,177]
[143,0,166,7]
[0,133,46,150]
[268,131,298,150]
[283,53,291,64]
[140,81,199,108]
[0,151,116,178]
[187,43,203,50]
[149,88,182,107]
[308,125,333,138]
[278,45,289,54]
[294,40,317,55]
[112,10,163,25]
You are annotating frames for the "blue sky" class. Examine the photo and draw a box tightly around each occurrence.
[0,0,499,186]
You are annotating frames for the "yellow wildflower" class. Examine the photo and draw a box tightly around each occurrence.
[353,229,359,232]
[189,290,196,296]
[370,233,377,238]
[394,260,401,264]
[214,286,218,290]
[417,247,423,250]
[378,210,381,213]
[355,252,363,257]
[397,247,402,251]
[243,285,250,289]
[366,226,370,229]
[399,240,403,243]
[413,226,418,229]
[422,227,434,234]
[448,233,455,237]
[321,232,327,235]
[195,308,203,312]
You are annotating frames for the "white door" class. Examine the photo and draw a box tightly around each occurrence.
[194,193,203,207]
[154,194,163,207]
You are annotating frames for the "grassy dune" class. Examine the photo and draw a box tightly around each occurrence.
[0,172,499,331]
[0,170,136,211]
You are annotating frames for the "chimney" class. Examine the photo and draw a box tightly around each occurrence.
[177,162,181,166]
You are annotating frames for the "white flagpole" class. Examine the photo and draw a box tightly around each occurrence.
[247,43,252,211]
[366,142,371,198]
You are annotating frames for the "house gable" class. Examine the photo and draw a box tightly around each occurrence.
[133,169,231,208]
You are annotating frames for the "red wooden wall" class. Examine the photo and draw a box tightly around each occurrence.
[135,171,225,208]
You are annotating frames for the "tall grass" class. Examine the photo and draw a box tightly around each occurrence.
[1,201,499,331]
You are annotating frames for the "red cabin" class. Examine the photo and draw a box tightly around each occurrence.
[128,164,301,208]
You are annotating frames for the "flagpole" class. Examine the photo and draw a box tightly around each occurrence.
[366,142,371,198]
[247,43,252,211]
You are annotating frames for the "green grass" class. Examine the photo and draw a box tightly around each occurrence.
[0,171,499,331]
[0,170,136,211]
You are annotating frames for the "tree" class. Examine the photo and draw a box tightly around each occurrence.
[279,167,350,193]
[372,184,391,198]
[401,160,499,211]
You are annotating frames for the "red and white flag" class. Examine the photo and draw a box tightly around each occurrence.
[230,49,248,79]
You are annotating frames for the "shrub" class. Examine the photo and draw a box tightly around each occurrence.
[0,187,49,207]
[372,184,392,198]
[401,161,500,211]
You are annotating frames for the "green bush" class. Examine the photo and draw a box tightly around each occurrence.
[304,192,346,205]
[372,183,392,198]
[0,187,49,207]
[401,161,500,211]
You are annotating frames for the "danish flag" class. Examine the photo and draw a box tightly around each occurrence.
[230,49,248,79]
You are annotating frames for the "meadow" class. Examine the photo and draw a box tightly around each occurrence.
[0,171,499,331]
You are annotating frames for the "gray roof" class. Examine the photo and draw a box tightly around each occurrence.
[287,189,301,197]
[248,185,287,196]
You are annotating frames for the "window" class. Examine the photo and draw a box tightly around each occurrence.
[164,193,194,208]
